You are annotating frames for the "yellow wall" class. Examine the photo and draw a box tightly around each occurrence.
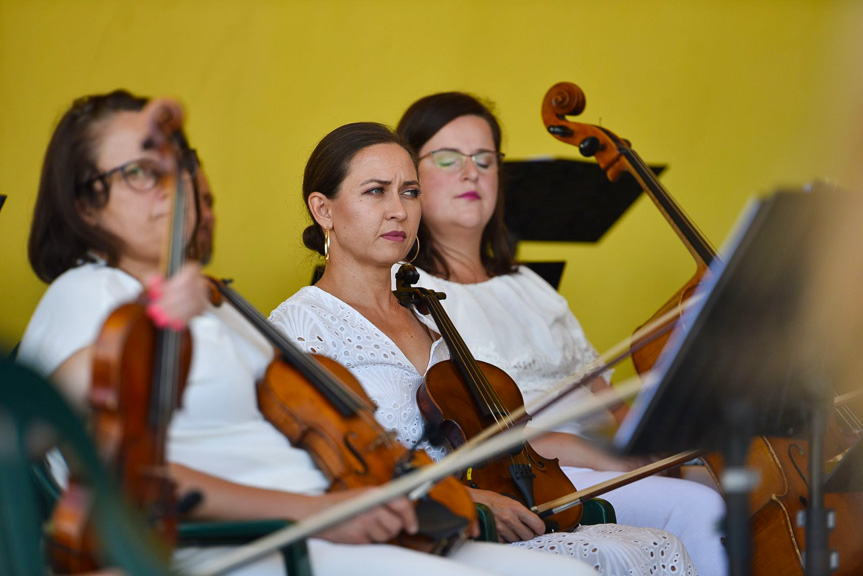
[3,0,863,381]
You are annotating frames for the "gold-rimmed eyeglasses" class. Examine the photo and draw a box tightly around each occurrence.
[420,148,505,173]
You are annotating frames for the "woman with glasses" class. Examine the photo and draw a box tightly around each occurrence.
[18,91,594,576]
[269,121,697,576]
[392,92,728,576]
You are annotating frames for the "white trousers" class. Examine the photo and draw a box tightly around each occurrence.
[176,538,597,576]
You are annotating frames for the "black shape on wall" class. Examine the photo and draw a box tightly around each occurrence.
[502,158,666,244]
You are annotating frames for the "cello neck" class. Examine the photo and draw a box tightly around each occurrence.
[608,131,716,268]
[541,82,717,270]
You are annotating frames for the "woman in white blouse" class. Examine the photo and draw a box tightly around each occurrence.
[270,121,697,575]
[18,92,586,576]
[392,92,728,576]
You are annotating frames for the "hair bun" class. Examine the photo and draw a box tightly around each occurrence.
[303,224,324,255]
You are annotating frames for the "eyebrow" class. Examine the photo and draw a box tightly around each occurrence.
[434,147,496,154]
[359,178,420,187]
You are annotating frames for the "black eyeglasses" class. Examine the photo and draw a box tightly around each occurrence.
[420,148,505,172]
[83,159,166,193]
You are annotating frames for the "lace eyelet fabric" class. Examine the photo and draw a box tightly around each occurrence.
[510,523,696,575]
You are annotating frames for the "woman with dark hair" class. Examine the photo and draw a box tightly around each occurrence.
[270,122,697,575]
[394,92,727,576]
[18,92,583,576]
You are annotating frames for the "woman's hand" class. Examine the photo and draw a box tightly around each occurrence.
[310,489,419,545]
[530,430,651,472]
[467,487,544,543]
[146,262,208,330]
[170,464,418,545]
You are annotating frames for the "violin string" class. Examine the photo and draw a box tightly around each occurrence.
[841,392,863,432]
[154,163,188,487]
[428,297,509,427]
[426,296,529,468]
[426,297,529,469]
[466,296,700,449]
[626,149,716,260]
[834,391,863,436]
[222,281,369,414]
[223,283,399,453]
[436,297,510,419]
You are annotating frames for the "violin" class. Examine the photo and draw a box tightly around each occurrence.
[541,81,863,574]
[394,263,582,534]
[207,277,477,554]
[48,101,194,572]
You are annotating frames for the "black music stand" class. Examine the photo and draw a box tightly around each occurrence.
[614,187,863,576]
[502,157,665,243]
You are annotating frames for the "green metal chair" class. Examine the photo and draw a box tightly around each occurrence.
[1,360,173,576]
[2,359,312,575]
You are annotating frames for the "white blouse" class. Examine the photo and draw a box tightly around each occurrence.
[403,265,616,438]
[18,262,330,495]
[268,286,449,461]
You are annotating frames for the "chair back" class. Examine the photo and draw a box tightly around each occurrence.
[0,359,172,576]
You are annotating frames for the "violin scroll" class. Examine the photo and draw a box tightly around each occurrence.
[394,263,445,315]
[141,99,187,153]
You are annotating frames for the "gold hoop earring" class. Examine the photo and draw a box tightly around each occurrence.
[405,237,420,263]
[323,228,330,261]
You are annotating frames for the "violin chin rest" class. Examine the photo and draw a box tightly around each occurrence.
[413,497,471,541]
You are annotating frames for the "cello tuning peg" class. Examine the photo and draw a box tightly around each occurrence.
[579,137,601,157]
[548,125,574,138]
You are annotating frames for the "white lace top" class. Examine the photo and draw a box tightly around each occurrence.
[268,286,449,461]
[403,265,616,438]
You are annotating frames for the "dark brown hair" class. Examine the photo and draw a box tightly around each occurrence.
[396,92,516,279]
[29,90,150,282]
[302,122,417,256]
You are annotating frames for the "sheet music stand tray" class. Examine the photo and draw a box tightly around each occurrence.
[614,187,862,576]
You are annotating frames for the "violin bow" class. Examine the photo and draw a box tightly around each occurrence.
[467,292,706,447]
[178,377,644,576]
[181,292,705,575]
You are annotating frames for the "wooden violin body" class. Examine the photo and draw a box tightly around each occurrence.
[259,353,476,553]
[48,303,192,573]
[419,359,583,533]
[212,278,476,554]
[395,264,582,534]
[48,100,195,573]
